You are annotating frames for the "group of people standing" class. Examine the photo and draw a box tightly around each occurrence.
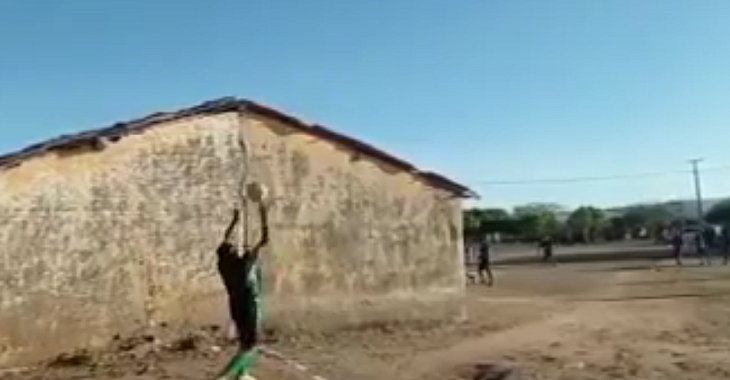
[473,224,730,289]
[670,226,730,266]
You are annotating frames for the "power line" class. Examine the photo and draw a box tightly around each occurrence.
[698,165,730,173]
[476,165,730,186]
[478,169,687,185]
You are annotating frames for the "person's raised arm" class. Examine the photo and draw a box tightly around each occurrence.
[221,209,240,245]
[252,202,269,253]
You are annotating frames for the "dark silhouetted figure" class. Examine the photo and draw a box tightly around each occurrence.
[478,240,494,287]
[722,226,730,266]
[539,236,555,264]
[216,202,269,380]
[703,227,717,250]
[671,231,684,266]
[695,232,710,266]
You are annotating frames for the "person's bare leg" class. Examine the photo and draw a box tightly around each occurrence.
[478,269,487,285]
[484,266,494,287]
[674,247,683,266]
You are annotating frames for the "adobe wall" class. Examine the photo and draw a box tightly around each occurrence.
[0,111,464,366]
[239,113,465,331]
[0,113,243,365]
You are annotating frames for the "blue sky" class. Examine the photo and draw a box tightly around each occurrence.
[2,1,730,210]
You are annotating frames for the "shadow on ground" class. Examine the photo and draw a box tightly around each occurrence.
[617,277,727,286]
[576,292,730,303]
[491,247,672,267]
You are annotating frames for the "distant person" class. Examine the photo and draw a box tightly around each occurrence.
[478,239,495,287]
[670,231,684,266]
[722,226,730,265]
[695,232,710,266]
[703,227,717,249]
[538,236,555,264]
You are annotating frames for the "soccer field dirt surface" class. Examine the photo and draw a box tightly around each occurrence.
[3,249,730,380]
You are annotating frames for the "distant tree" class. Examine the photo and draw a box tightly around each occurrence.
[513,203,564,240]
[606,216,629,240]
[622,205,673,239]
[567,206,605,243]
[513,203,564,218]
[480,208,514,234]
[706,198,730,225]
[463,207,514,241]
[481,208,511,220]
[513,213,540,241]
[463,208,484,241]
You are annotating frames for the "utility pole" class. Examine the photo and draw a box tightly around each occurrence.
[688,158,704,223]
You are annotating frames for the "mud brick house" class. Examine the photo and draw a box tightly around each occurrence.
[0,98,475,366]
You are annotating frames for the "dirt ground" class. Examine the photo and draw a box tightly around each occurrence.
[3,248,730,380]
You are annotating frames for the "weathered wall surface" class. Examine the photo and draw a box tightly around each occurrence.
[0,111,464,366]
[240,113,464,330]
[0,113,244,365]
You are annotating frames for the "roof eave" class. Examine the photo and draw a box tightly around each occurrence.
[0,97,475,198]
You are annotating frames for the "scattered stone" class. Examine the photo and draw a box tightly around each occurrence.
[134,362,150,375]
[47,349,94,368]
[674,361,691,371]
[540,354,558,363]
[566,361,585,370]
[470,363,524,380]
[0,366,32,376]
[166,335,200,352]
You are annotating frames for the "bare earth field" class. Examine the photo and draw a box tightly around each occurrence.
[3,245,730,380]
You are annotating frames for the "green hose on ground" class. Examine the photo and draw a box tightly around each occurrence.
[217,347,260,379]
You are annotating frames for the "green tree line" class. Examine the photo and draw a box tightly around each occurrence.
[464,203,681,243]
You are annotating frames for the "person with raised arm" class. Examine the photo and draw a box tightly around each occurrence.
[216,183,269,380]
